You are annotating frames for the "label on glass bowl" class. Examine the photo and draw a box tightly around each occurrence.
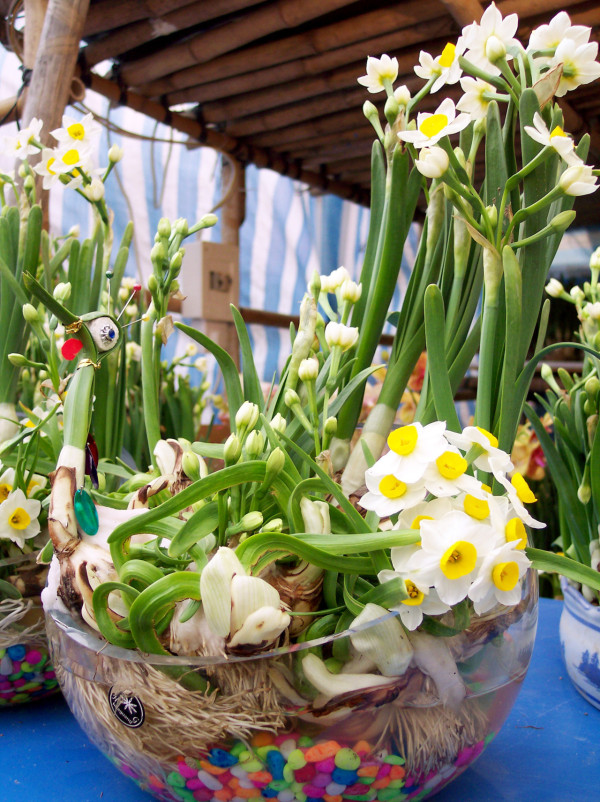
[108,687,145,728]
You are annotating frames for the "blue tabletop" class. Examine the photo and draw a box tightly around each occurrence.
[0,598,598,802]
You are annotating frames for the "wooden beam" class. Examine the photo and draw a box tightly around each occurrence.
[86,73,371,207]
[23,0,48,68]
[83,0,265,66]
[83,0,197,38]
[438,0,481,28]
[23,0,90,133]
[138,0,445,97]
[120,0,360,87]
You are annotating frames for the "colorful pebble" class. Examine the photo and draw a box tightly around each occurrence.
[0,641,58,705]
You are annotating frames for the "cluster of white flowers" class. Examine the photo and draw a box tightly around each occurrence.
[0,466,44,549]
[358,5,600,193]
[360,422,543,629]
[3,112,122,194]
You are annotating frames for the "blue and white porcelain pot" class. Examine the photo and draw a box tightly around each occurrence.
[559,577,600,710]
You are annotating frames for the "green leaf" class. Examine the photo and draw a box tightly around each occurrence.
[168,501,219,557]
[175,321,243,427]
[526,548,600,592]
[424,285,460,431]
[230,305,264,411]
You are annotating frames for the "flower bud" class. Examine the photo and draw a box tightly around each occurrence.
[340,279,362,303]
[53,282,72,302]
[270,412,287,435]
[485,34,507,63]
[485,204,498,228]
[227,511,264,536]
[590,246,600,271]
[245,430,265,459]
[266,446,285,476]
[550,210,576,232]
[84,178,105,201]
[363,100,379,123]
[384,94,399,125]
[151,242,166,266]
[170,251,183,273]
[22,303,39,323]
[7,353,28,366]
[298,357,319,382]
[147,274,159,294]
[224,433,242,464]
[545,278,565,298]
[260,518,283,533]
[108,144,124,163]
[182,450,205,481]
[68,224,80,238]
[157,217,171,238]
[570,285,585,304]
[199,213,218,229]
[324,416,338,436]
[325,321,359,351]
[585,376,600,399]
[578,482,592,504]
[586,301,600,321]
[309,270,321,299]
[394,85,411,106]
[235,401,260,432]
[284,389,301,409]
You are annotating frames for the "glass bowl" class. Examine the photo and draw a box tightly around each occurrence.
[46,569,537,802]
[0,554,59,707]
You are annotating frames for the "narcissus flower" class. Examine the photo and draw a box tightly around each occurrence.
[456,77,497,120]
[324,321,359,351]
[550,38,600,96]
[444,425,513,476]
[524,113,581,166]
[0,489,41,548]
[51,112,101,150]
[423,449,482,497]
[415,146,450,178]
[406,511,493,605]
[357,54,399,93]
[468,541,531,614]
[528,11,590,53]
[397,98,470,148]
[414,43,463,93]
[374,421,448,483]
[559,163,599,196]
[458,2,519,75]
[360,470,427,518]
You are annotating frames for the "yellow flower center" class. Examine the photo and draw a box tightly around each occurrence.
[475,426,498,448]
[419,113,449,139]
[401,580,425,607]
[464,494,490,520]
[511,472,537,503]
[550,125,567,138]
[505,517,527,549]
[67,122,85,140]
[9,507,31,530]
[411,514,433,530]
[46,156,56,175]
[0,483,12,502]
[492,561,519,591]
[436,451,467,480]
[378,475,407,499]
[440,540,477,579]
[388,424,418,456]
[481,483,492,493]
[62,148,80,166]
[27,479,40,496]
[439,43,456,69]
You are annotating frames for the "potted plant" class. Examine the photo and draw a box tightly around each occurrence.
[527,252,600,709]
[14,3,600,799]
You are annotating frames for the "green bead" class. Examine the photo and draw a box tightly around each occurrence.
[334,747,360,771]
[166,771,186,788]
[383,755,405,765]
[286,749,306,769]
[74,488,99,535]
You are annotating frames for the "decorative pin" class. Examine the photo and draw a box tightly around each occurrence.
[85,434,99,490]
[62,338,84,360]
[74,487,99,536]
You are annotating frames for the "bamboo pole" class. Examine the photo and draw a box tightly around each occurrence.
[86,73,370,207]
[22,0,90,136]
[439,0,481,28]
[82,0,197,38]
[23,0,49,68]
[83,0,266,66]
[250,109,374,149]
[163,20,450,107]
[121,0,360,87]
[138,0,444,97]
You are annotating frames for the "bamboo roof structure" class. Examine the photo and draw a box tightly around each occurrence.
[3,0,600,224]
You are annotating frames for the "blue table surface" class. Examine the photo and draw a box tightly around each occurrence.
[0,598,598,802]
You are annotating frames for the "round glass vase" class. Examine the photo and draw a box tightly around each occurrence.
[559,577,600,710]
[46,570,538,802]
[0,554,59,706]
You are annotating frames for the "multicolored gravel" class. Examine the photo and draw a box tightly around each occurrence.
[0,643,58,705]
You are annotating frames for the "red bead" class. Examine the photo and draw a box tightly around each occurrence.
[61,338,84,360]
